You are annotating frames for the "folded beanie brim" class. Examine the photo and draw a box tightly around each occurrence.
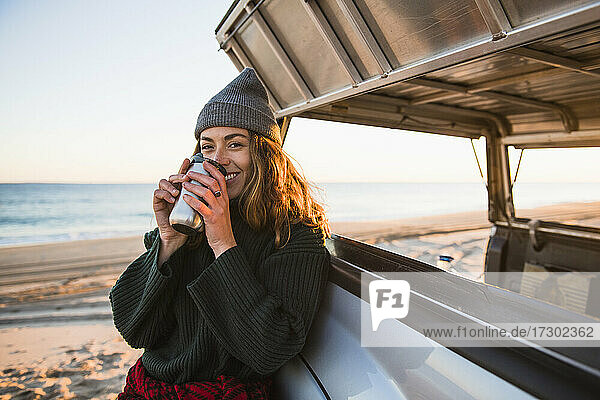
[194,102,280,143]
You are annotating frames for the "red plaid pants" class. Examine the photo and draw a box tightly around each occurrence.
[117,357,272,400]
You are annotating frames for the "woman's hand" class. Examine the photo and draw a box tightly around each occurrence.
[153,158,192,245]
[182,161,237,258]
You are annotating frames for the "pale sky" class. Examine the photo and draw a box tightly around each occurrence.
[1,0,598,184]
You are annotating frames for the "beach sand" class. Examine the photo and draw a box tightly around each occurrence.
[1,201,599,398]
[0,237,145,399]
[333,201,600,281]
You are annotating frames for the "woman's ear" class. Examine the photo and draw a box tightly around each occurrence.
[193,141,200,156]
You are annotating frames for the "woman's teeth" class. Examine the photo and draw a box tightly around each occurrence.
[225,173,239,181]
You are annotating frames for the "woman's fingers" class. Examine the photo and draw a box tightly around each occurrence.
[154,158,193,207]
[168,173,190,190]
[159,178,180,197]
[182,181,218,209]
[186,171,221,195]
[183,193,212,216]
[154,188,176,204]
[178,158,191,174]
[202,162,228,200]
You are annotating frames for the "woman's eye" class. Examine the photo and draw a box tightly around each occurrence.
[202,142,244,151]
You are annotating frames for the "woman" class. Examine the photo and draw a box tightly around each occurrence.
[110,68,331,399]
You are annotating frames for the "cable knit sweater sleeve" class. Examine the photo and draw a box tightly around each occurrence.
[109,228,186,349]
[186,223,331,376]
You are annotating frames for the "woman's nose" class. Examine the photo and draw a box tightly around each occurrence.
[212,148,230,165]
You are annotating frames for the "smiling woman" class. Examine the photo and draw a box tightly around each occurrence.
[197,127,252,200]
[109,68,331,399]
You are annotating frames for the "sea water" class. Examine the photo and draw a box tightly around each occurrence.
[1,182,599,246]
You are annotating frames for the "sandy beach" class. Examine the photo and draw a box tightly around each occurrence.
[0,236,146,399]
[1,201,599,398]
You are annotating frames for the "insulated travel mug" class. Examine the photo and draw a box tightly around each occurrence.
[169,153,227,235]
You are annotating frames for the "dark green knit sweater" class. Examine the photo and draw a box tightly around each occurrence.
[109,200,330,385]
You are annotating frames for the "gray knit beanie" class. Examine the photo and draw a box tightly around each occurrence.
[195,68,281,143]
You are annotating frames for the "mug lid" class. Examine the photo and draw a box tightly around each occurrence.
[189,153,228,177]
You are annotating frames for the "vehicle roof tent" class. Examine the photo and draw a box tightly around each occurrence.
[215,0,600,223]
[212,4,600,397]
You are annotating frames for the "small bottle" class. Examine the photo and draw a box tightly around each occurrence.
[437,255,454,271]
[169,153,227,235]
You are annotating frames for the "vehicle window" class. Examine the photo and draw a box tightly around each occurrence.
[507,146,600,228]
[284,117,490,282]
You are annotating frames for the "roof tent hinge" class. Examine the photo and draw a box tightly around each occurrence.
[473,0,512,41]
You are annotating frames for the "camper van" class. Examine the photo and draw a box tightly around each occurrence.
[215,1,600,398]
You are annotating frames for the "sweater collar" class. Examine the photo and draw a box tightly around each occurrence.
[229,197,241,218]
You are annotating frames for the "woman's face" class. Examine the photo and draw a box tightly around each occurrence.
[199,126,252,199]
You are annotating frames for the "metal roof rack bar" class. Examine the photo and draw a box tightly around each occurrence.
[300,0,362,86]
[246,2,314,101]
[219,0,266,50]
[408,78,579,132]
[215,0,245,35]
[508,47,600,79]
[501,130,600,146]
[360,93,511,137]
[411,68,564,105]
[335,0,392,75]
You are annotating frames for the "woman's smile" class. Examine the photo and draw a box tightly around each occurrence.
[225,172,240,182]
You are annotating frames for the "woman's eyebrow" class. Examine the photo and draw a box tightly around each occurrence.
[201,133,248,142]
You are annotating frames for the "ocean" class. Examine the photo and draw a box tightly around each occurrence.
[1,182,599,247]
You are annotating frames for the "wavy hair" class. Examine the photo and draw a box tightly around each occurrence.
[237,131,330,248]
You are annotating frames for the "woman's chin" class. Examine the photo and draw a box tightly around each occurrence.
[226,178,244,199]
[227,186,240,199]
